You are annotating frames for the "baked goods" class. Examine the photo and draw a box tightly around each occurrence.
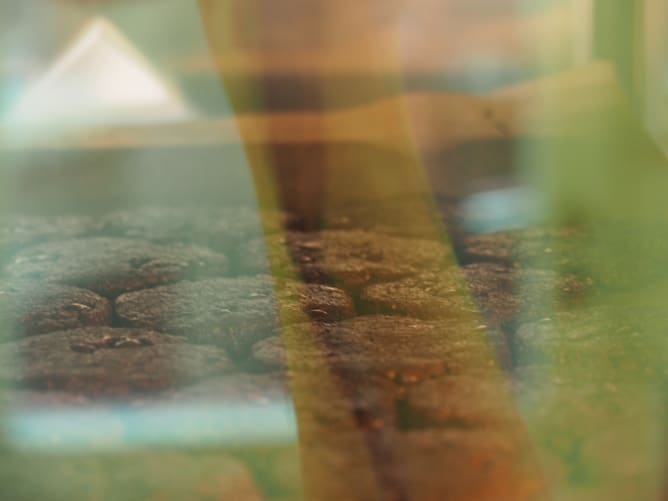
[5,237,229,297]
[0,281,111,339]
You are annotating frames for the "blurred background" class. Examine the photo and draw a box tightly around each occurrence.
[2,2,668,500]
[0,0,616,114]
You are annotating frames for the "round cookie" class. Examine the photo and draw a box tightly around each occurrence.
[465,263,592,327]
[114,276,354,353]
[4,237,229,297]
[241,230,454,289]
[0,214,100,247]
[0,281,111,340]
[458,231,516,265]
[236,236,276,275]
[360,268,477,321]
[251,336,287,370]
[299,316,496,382]
[361,264,592,326]
[101,206,292,274]
[0,327,232,397]
[459,227,587,269]
[0,214,100,259]
[278,279,355,322]
[115,276,277,354]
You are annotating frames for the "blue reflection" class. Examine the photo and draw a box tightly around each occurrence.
[461,186,542,233]
[7,399,297,451]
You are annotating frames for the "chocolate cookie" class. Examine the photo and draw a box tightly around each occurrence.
[0,281,111,340]
[359,268,476,321]
[466,263,593,327]
[278,279,356,322]
[292,316,497,382]
[361,263,592,327]
[114,276,354,353]
[459,226,588,269]
[100,206,291,274]
[4,237,229,297]
[237,236,277,275]
[458,231,516,265]
[251,336,287,370]
[0,327,232,396]
[0,214,100,259]
[242,230,454,289]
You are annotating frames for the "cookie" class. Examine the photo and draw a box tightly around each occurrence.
[101,206,292,273]
[464,263,592,327]
[0,214,100,259]
[114,276,354,353]
[0,281,111,339]
[290,316,496,382]
[361,264,592,327]
[278,279,356,322]
[5,237,229,297]
[241,230,454,289]
[459,226,588,269]
[251,336,286,370]
[458,231,516,265]
[359,268,476,321]
[0,327,232,396]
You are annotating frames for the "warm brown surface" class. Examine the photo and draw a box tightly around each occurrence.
[0,92,506,151]
[0,62,631,156]
[194,0,574,74]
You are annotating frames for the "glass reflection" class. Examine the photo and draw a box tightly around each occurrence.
[1,1,668,500]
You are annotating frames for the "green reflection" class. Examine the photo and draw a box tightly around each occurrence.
[516,58,668,498]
